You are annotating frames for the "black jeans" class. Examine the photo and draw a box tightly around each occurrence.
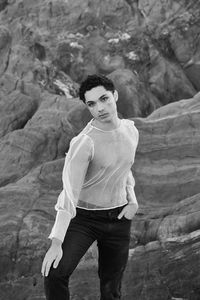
[44,205,132,300]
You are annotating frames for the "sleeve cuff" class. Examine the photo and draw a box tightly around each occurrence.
[48,210,72,243]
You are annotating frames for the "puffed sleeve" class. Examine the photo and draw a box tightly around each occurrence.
[49,134,94,242]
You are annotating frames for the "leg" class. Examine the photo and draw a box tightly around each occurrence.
[98,219,131,300]
[44,212,97,300]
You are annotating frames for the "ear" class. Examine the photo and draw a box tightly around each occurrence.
[113,90,118,102]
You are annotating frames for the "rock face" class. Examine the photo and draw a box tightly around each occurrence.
[148,45,196,104]
[134,92,200,206]
[0,0,199,111]
[109,68,160,118]
[1,0,200,300]
[1,92,200,300]
[0,26,11,76]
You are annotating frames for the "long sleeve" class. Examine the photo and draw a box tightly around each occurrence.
[126,120,139,206]
[49,134,94,242]
[126,170,138,205]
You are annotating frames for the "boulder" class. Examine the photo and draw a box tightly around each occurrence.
[133,96,200,205]
[0,90,38,138]
[148,45,196,104]
[109,68,161,118]
[0,26,11,76]
[7,44,35,81]
[170,23,200,90]
[0,94,90,186]
[0,0,8,11]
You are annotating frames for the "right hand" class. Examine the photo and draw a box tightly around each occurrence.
[41,238,63,277]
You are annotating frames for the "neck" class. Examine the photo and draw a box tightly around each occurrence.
[92,115,120,131]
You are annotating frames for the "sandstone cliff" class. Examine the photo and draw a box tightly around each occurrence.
[0,1,200,299]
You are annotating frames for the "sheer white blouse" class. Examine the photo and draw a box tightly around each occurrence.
[49,119,139,242]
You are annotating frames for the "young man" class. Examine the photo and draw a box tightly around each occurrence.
[42,74,139,300]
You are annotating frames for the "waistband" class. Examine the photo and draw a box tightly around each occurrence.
[76,204,127,220]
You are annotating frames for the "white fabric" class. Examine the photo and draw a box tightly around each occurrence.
[49,119,139,242]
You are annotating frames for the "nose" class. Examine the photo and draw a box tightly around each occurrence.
[97,102,104,112]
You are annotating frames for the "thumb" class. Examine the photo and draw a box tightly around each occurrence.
[118,208,125,219]
[53,255,61,269]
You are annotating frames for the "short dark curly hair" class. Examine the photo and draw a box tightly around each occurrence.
[79,74,115,103]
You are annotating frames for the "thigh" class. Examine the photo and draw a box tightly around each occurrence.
[97,219,131,279]
[49,214,97,278]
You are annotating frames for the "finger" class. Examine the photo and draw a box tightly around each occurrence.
[45,260,53,277]
[53,254,61,269]
[41,258,47,277]
[118,208,126,219]
[45,262,50,277]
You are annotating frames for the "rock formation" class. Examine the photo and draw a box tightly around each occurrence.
[0,0,200,299]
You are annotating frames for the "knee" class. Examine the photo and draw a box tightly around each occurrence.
[44,267,70,300]
[44,266,70,294]
[45,262,71,282]
[46,266,61,281]
[44,255,77,284]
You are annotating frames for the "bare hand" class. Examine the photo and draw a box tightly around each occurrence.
[118,203,138,220]
[41,239,63,277]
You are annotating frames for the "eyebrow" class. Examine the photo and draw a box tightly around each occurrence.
[86,94,108,105]
[99,94,107,100]
[85,100,95,105]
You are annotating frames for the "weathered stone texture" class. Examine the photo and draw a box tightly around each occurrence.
[1,0,200,299]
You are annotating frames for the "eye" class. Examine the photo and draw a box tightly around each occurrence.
[101,96,109,102]
[87,102,95,107]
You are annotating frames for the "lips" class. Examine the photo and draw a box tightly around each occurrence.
[99,113,109,118]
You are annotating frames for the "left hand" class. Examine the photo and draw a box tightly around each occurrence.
[118,203,138,220]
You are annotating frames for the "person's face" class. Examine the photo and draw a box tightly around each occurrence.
[84,86,118,123]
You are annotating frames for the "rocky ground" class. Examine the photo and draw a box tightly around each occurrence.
[0,0,200,299]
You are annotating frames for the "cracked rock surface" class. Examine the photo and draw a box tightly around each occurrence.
[0,0,200,299]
